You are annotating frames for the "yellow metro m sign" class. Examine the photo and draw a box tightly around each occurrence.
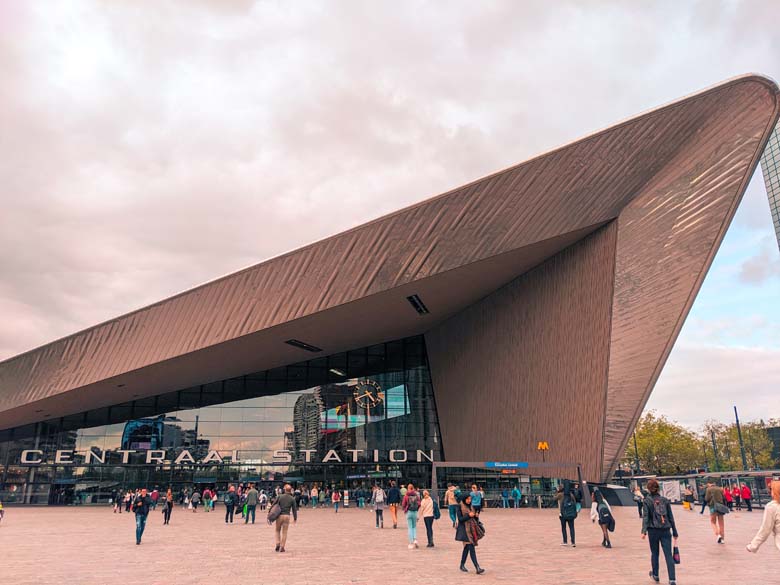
[537,441,549,451]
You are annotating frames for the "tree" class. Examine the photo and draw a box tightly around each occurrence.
[622,411,702,475]
[703,418,775,471]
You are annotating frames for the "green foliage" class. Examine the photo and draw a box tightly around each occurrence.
[623,412,778,475]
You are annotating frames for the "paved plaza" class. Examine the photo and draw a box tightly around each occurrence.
[2,504,776,584]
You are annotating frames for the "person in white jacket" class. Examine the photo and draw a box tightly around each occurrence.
[746,480,780,554]
[420,490,436,547]
[590,489,614,548]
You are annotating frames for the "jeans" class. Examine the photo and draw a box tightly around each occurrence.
[514,497,520,509]
[135,514,148,543]
[334,501,340,513]
[163,507,172,524]
[448,504,458,524]
[647,528,675,581]
[359,497,365,508]
[424,516,434,545]
[244,504,256,523]
[406,510,418,543]
[560,517,575,545]
[637,500,643,517]
[375,509,384,527]
[501,497,509,508]
[311,495,318,508]
[225,504,234,523]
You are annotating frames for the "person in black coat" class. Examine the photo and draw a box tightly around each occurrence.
[455,493,485,574]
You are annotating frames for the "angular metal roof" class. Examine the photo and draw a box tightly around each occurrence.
[1,74,778,480]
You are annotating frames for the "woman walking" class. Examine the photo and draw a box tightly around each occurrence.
[162,488,174,525]
[332,488,341,513]
[420,490,435,547]
[633,486,644,518]
[402,484,421,549]
[732,485,741,511]
[455,493,485,574]
[590,489,614,548]
[746,479,780,554]
[370,484,387,528]
[554,482,578,547]
[641,479,678,585]
[388,481,401,529]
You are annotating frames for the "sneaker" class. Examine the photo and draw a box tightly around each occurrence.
[275,544,280,552]
[560,542,568,546]
[606,541,612,549]
[408,543,414,550]
[670,581,677,585]
[717,535,723,544]
[572,543,576,548]
[648,571,659,582]
[279,547,285,553]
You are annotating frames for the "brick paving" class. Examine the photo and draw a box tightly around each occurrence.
[1,503,775,584]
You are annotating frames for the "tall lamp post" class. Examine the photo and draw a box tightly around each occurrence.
[734,405,748,471]
[633,431,641,474]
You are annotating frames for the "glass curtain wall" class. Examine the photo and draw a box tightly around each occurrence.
[0,335,442,504]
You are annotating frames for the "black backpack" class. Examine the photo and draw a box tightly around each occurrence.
[598,502,612,523]
[561,494,577,520]
[407,492,420,512]
[647,495,669,529]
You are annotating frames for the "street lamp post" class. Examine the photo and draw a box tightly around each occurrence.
[633,431,641,474]
[734,406,748,471]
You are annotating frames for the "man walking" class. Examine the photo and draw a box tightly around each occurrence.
[512,485,522,509]
[273,484,298,552]
[244,483,259,524]
[133,487,153,545]
[445,484,459,527]
[224,484,236,524]
[741,483,753,512]
[150,487,159,510]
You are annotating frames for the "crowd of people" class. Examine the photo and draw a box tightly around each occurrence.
[102,475,780,580]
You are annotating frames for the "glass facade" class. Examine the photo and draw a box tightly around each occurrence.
[760,122,780,251]
[0,335,442,504]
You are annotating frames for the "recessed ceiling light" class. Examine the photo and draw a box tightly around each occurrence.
[406,294,429,315]
[329,368,346,377]
[285,339,323,352]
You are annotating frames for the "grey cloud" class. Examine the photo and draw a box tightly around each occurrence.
[3,0,780,362]
[739,240,780,284]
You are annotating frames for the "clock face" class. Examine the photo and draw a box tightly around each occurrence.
[352,379,384,409]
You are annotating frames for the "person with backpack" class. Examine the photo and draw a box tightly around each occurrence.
[191,489,201,512]
[554,482,578,547]
[705,481,727,544]
[455,493,485,574]
[590,489,614,548]
[402,483,421,549]
[223,484,236,524]
[420,489,438,547]
[641,478,678,585]
[512,485,522,510]
[388,481,401,529]
[259,490,269,511]
[203,487,213,512]
[370,484,387,528]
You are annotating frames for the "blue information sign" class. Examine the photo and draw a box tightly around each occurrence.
[484,461,529,469]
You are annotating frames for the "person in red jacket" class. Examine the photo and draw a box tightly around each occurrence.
[724,486,733,511]
[741,483,753,512]
[732,486,741,511]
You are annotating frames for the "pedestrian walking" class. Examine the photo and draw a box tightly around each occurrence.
[512,485,521,510]
[388,481,401,528]
[501,488,509,509]
[244,483,258,524]
[682,486,694,511]
[124,490,132,512]
[203,487,212,512]
[732,485,741,511]
[633,486,644,518]
[259,490,269,511]
[402,483,421,549]
[370,484,387,528]
[224,484,236,524]
[133,487,153,545]
[445,484,459,527]
[470,484,483,514]
[641,479,678,585]
[705,481,727,544]
[590,489,614,548]
[455,493,485,574]
[191,489,201,512]
[420,489,436,547]
[272,484,298,553]
[746,479,780,554]
[724,484,733,511]
[332,488,341,513]
[555,482,578,547]
[573,482,583,514]
[150,488,159,510]
[162,488,174,525]
[741,483,753,512]
[0,499,4,524]
[311,485,319,508]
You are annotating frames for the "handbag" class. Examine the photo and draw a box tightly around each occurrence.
[714,502,730,515]
[673,545,681,564]
[267,503,282,524]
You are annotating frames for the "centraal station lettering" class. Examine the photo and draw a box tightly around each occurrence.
[19,448,435,466]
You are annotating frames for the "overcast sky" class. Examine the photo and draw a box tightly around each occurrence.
[1,1,779,430]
